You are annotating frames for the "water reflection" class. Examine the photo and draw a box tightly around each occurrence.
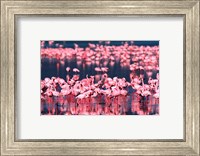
[41,93,159,115]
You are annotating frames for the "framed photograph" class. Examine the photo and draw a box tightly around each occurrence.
[41,40,160,116]
[1,0,199,155]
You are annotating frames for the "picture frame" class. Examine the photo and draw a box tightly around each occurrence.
[1,0,199,155]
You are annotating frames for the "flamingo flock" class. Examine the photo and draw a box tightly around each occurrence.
[41,41,159,115]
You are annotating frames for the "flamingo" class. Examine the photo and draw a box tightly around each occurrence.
[73,68,80,73]
[76,93,86,99]
[141,90,151,97]
[66,67,70,72]
[61,88,71,96]
[120,89,128,96]
[94,67,101,72]
[101,67,108,73]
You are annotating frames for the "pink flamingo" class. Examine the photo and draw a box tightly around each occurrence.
[66,67,70,72]
[73,68,80,73]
